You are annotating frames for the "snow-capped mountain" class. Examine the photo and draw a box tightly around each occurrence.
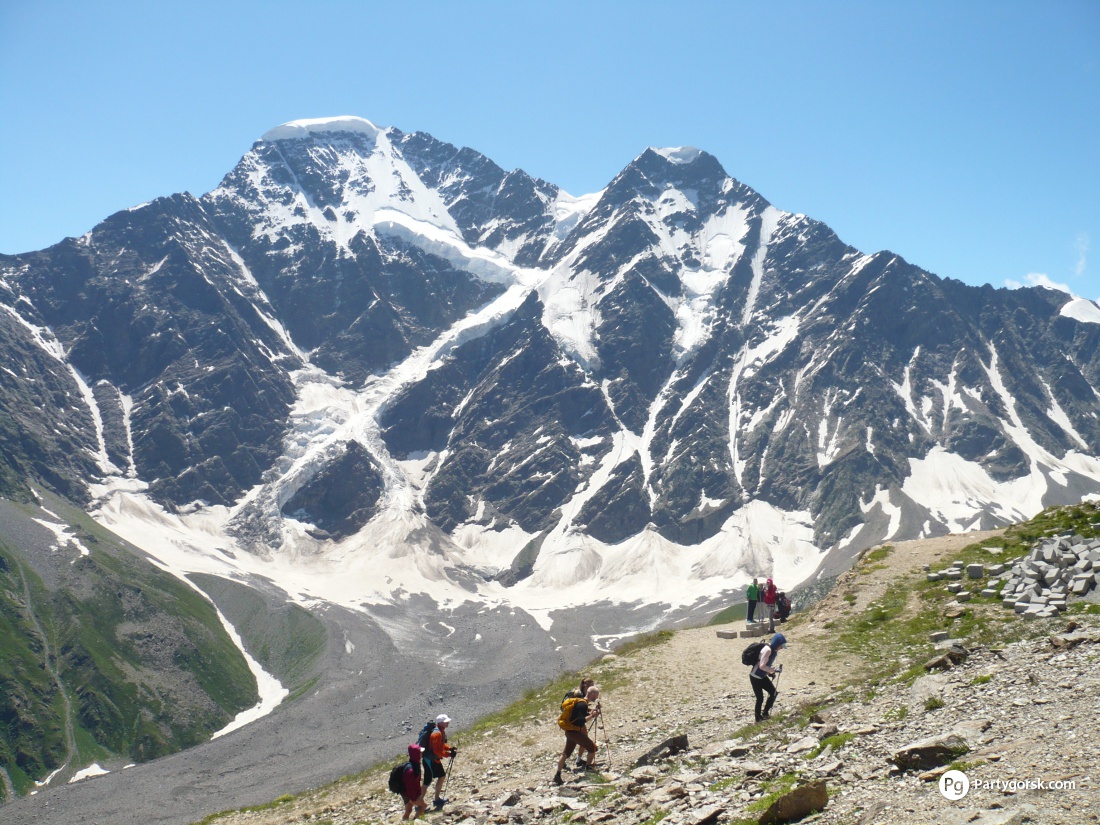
[3,115,1100,625]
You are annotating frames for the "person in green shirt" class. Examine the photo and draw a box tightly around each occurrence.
[746,578,760,623]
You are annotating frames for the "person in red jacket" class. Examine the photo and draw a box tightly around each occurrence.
[401,744,428,820]
[423,713,457,809]
[762,578,779,631]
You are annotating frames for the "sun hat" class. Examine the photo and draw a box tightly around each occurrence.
[435,713,451,725]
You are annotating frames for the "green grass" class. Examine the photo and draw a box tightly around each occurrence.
[708,601,748,625]
[864,545,895,563]
[883,705,908,722]
[746,772,802,812]
[611,630,674,656]
[970,674,993,686]
[924,697,945,712]
[808,732,855,759]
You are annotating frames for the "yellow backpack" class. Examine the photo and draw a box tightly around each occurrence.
[558,697,584,731]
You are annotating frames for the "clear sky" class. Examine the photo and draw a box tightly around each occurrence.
[2,1,1098,302]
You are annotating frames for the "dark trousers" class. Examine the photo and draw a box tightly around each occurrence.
[747,599,757,622]
[750,673,776,720]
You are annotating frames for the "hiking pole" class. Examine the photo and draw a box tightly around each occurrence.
[597,703,612,770]
[439,753,456,806]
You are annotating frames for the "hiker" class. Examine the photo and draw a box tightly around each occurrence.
[746,578,760,623]
[750,632,787,722]
[563,676,595,704]
[777,591,791,623]
[554,685,601,785]
[422,713,457,809]
[400,744,428,820]
[762,578,779,631]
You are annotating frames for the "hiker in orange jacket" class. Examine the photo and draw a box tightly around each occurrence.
[422,713,457,809]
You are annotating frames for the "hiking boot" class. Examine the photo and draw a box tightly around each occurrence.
[553,772,563,786]
[583,764,599,772]
[575,758,586,769]
[433,797,447,809]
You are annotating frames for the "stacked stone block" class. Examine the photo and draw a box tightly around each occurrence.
[999,534,1100,619]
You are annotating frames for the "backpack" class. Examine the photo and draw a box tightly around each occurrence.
[388,761,411,794]
[742,640,766,667]
[416,721,436,752]
[558,697,584,731]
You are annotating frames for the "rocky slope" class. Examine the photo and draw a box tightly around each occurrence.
[0,489,260,797]
[201,505,1100,825]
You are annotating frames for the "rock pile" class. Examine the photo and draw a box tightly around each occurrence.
[926,534,1100,619]
[999,535,1100,619]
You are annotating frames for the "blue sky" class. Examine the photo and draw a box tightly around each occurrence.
[2,1,1098,301]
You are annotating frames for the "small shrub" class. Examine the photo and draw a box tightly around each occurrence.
[924,696,945,712]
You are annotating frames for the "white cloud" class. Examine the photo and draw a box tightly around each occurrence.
[1074,232,1089,278]
[1004,272,1073,295]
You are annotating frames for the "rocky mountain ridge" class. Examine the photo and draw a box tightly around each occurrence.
[2,116,1098,624]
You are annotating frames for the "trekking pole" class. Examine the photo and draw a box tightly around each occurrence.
[597,704,612,770]
[440,753,456,804]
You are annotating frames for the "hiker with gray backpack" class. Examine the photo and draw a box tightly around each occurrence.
[744,632,787,722]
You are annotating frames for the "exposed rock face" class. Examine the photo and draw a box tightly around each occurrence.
[281,441,385,540]
[2,116,1100,586]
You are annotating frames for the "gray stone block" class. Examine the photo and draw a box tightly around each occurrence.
[927,573,943,582]
[988,564,1007,576]
[929,630,950,642]
[1002,598,1016,608]
[947,583,964,594]
[957,592,972,602]
[945,569,963,581]
[967,563,985,579]
[981,589,998,598]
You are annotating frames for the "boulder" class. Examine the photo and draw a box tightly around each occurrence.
[758,780,829,824]
[634,734,690,767]
[892,732,970,770]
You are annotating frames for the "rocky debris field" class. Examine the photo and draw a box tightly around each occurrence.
[204,528,1100,825]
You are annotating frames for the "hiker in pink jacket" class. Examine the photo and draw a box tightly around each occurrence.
[762,578,779,631]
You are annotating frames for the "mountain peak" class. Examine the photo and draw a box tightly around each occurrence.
[650,146,704,165]
[260,116,383,142]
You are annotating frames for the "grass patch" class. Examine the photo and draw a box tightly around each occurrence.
[864,545,895,564]
[970,674,993,686]
[708,601,748,625]
[948,759,986,772]
[612,630,674,656]
[883,705,908,723]
[586,783,615,804]
[924,697,945,712]
[747,772,802,812]
[640,810,669,825]
[710,776,741,791]
[808,732,855,758]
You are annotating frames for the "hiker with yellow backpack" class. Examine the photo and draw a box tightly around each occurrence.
[554,685,601,785]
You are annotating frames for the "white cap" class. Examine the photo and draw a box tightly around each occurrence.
[436,713,451,725]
